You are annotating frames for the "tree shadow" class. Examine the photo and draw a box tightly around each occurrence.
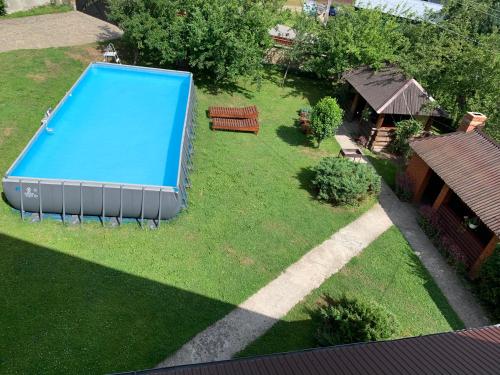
[0,233,247,374]
[276,123,314,148]
[403,251,464,330]
[296,167,317,198]
[195,77,254,100]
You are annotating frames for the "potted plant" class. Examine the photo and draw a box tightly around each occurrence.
[464,216,480,230]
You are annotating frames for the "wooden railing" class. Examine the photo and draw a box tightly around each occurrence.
[436,206,484,267]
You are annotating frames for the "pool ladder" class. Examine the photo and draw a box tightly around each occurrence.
[103,43,121,64]
[42,108,54,133]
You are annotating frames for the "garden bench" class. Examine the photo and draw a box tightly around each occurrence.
[211,118,260,134]
[208,105,259,119]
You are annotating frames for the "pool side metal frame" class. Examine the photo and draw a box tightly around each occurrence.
[2,62,196,227]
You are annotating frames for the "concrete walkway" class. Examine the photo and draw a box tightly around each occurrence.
[158,121,489,368]
[158,203,393,367]
[0,11,122,52]
[337,121,490,329]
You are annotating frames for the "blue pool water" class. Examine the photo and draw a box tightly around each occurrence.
[10,63,192,187]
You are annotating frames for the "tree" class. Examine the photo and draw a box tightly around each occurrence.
[391,119,423,158]
[310,97,344,146]
[305,6,410,78]
[400,0,500,141]
[108,0,283,83]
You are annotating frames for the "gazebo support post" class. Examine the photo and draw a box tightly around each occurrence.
[470,234,499,279]
[432,184,451,211]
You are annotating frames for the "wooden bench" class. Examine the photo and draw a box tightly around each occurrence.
[208,105,259,120]
[211,118,260,134]
[338,148,363,162]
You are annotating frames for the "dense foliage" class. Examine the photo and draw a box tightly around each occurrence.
[312,157,381,206]
[0,0,6,16]
[400,0,500,141]
[305,7,409,78]
[477,247,500,321]
[309,96,344,146]
[391,119,423,157]
[313,295,398,346]
[108,0,282,83]
[290,1,499,141]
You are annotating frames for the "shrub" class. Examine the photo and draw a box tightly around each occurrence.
[310,97,344,147]
[313,295,398,346]
[0,0,6,16]
[477,247,500,321]
[312,157,381,206]
[390,119,423,158]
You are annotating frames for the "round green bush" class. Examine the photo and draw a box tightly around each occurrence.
[310,96,344,147]
[477,247,500,321]
[313,295,398,346]
[312,157,381,206]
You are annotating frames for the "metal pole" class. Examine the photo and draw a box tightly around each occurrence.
[119,185,123,226]
[157,188,162,228]
[102,184,105,227]
[38,181,43,222]
[19,180,24,221]
[141,187,145,228]
[80,182,83,224]
[62,181,65,224]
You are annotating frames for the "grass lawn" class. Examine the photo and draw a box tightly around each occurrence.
[239,226,464,357]
[1,4,72,19]
[365,150,400,189]
[0,45,370,374]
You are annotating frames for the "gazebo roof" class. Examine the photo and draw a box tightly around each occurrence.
[343,65,446,117]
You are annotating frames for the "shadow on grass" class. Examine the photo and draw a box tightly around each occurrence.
[365,154,399,189]
[276,124,314,148]
[404,251,464,330]
[0,233,247,374]
[296,167,317,198]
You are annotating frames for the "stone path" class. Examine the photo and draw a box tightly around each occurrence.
[338,120,490,329]
[0,11,122,52]
[158,122,488,368]
[158,203,394,368]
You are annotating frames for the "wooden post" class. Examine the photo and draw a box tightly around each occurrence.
[375,114,385,129]
[349,92,360,118]
[470,234,499,279]
[432,184,451,211]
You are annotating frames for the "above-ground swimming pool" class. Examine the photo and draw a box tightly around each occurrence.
[2,62,196,224]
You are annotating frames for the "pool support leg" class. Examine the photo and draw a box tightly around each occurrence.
[80,182,83,224]
[119,185,123,226]
[102,184,105,227]
[140,187,145,228]
[38,180,43,222]
[62,181,65,224]
[19,180,24,221]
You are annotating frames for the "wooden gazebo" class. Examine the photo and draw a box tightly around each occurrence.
[343,65,447,151]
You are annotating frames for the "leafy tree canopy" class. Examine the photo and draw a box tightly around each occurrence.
[108,0,283,83]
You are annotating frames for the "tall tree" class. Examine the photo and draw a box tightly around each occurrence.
[108,0,283,83]
[400,0,500,140]
[305,6,410,78]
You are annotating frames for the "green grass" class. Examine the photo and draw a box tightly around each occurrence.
[0,46,371,374]
[1,4,72,19]
[365,150,400,189]
[238,226,464,357]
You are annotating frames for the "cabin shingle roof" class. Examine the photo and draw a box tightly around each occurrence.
[410,130,500,236]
